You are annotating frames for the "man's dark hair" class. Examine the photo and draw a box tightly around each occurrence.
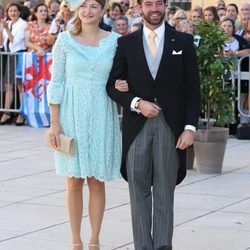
[137,0,167,5]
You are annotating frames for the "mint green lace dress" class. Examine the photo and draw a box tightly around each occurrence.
[47,31,121,181]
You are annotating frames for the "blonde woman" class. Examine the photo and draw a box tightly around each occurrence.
[47,1,74,46]
[172,9,187,30]
[47,0,126,248]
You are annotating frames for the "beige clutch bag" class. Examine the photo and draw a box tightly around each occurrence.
[44,130,76,155]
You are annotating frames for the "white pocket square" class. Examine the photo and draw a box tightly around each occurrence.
[172,50,182,55]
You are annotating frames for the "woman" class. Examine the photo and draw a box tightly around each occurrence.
[189,7,203,33]
[0,2,27,125]
[204,6,219,24]
[103,2,122,31]
[47,1,74,46]
[226,4,242,34]
[47,0,125,248]
[171,9,187,30]
[220,17,250,128]
[25,4,51,57]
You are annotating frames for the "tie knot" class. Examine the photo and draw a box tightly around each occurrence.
[149,31,157,40]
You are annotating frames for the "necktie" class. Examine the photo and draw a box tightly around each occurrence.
[148,31,157,56]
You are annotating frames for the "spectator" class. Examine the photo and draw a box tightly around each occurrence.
[189,7,203,33]
[48,0,60,21]
[220,16,250,126]
[115,15,129,36]
[166,6,178,25]
[172,9,187,30]
[216,0,226,9]
[226,4,241,34]
[47,1,74,46]
[217,7,226,18]
[204,6,219,24]
[178,19,201,46]
[20,5,31,21]
[126,6,135,19]
[0,2,27,125]
[103,2,122,31]
[238,3,250,39]
[119,0,130,15]
[130,16,142,32]
[0,4,5,19]
[226,3,239,21]
[25,4,51,57]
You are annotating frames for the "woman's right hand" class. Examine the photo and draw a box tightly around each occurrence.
[48,122,62,148]
[115,79,129,92]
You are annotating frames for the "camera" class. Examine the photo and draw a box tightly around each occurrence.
[58,19,65,25]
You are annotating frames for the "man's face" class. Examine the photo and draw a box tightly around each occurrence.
[116,19,128,35]
[240,3,250,21]
[139,0,165,29]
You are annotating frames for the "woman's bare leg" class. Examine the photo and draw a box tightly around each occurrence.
[87,177,105,249]
[67,177,84,250]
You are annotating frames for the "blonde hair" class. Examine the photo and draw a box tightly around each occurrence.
[70,13,82,35]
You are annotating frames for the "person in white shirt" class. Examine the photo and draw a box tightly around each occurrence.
[0,2,27,126]
[47,1,74,46]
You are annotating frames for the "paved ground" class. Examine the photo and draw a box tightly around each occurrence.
[0,125,250,250]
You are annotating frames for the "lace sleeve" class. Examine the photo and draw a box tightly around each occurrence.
[47,33,66,104]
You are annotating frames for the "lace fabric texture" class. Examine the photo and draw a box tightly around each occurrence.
[47,31,122,181]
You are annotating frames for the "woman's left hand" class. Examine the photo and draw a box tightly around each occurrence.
[115,79,129,92]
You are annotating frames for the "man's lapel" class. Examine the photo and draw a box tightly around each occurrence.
[155,24,175,82]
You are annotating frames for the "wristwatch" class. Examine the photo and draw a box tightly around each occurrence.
[134,99,141,110]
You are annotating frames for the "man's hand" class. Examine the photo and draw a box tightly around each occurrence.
[138,100,161,118]
[176,130,194,150]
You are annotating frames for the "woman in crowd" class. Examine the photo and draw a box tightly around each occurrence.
[0,2,27,125]
[204,6,219,24]
[103,2,122,31]
[171,9,187,30]
[220,16,250,126]
[25,3,51,57]
[225,4,241,34]
[47,1,74,46]
[48,0,60,21]
[226,3,239,21]
[189,7,203,33]
[47,0,125,248]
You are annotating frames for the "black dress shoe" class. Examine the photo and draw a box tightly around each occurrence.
[15,118,25,126]
[0,116,12,125]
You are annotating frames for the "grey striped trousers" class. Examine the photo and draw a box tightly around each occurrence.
[126,112,178,250]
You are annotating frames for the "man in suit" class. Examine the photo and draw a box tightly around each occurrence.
[106,0,200,248]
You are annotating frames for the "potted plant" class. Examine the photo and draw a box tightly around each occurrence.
[193,20,236,174]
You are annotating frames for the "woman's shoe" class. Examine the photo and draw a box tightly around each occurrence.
[15,115,25,126]
[0,113,12,125]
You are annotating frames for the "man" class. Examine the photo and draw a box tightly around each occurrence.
[107,0,200,249]
[238,3,250,37]
[115,16,129,36]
